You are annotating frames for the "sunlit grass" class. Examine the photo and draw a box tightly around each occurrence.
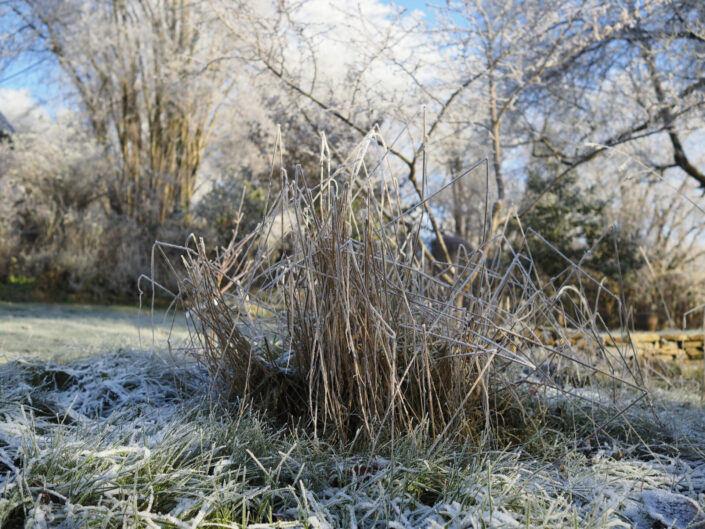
[0,305,704,526]
[0,301,190,361]
[2,350,700,528]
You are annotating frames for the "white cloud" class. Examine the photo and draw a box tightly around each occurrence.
[0,88,50,132]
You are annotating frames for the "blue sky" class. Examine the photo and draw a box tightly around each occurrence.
[0,0,435,121]
[0,3,64,119]
[1,57,61,107]
[392,0,435,15]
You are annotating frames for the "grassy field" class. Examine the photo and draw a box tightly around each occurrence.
[1,303,704,528]
[0,301,191,360]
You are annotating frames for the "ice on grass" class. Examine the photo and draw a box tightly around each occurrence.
[641,489,705,529]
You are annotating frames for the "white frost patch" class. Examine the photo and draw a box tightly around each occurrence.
[25,504,50,529]
[1,350,705,528]
[430,502,520,528]
[641,489,705,529]
[307,515,333,529]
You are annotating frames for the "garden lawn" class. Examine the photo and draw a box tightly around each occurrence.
[0,302,190,361]
[0,303,704,528]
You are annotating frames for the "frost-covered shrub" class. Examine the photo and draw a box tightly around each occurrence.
[0,113,179,298]
[0,115,108,293]
[0,155,23,278]
[0,108,236,300]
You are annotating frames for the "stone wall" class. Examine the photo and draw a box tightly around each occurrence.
[540,329,704,371]
[603,332,704,366]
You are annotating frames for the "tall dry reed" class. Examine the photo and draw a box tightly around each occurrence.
[158,131,646,445]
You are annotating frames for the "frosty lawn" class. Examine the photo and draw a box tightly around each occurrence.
[0,304,704,528]
[0,301,190,360]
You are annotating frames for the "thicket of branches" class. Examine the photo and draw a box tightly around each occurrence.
[0,0,704,322]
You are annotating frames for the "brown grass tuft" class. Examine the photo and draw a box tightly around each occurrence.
[156,132,646,446]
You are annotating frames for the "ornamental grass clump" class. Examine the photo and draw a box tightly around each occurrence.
[162,131,646,445]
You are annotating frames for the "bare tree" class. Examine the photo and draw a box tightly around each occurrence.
[523,0,705,210]
[208,0,484,263]
[11,0,241,226]
[6,0,704,266]
[213,0,693,240]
